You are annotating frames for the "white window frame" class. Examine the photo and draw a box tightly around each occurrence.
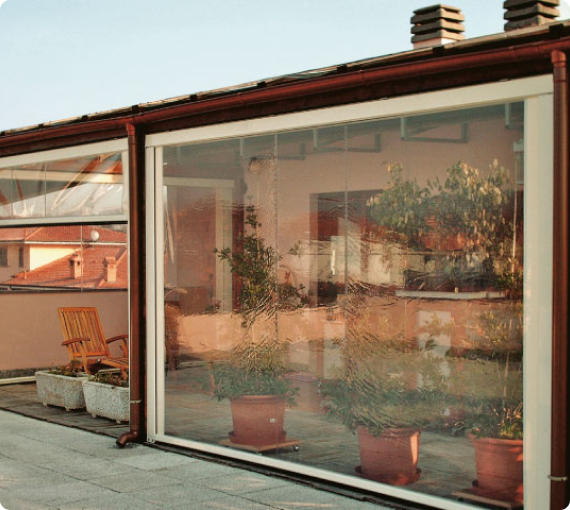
[0,138,131,385]
[0,139,129,226]
[146,75,553,510]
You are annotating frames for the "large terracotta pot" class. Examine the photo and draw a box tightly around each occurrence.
[230,395,286,446]
[357,427,421,485]
[471,435,523,504]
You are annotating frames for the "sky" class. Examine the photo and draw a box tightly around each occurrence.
[1,0,569,132]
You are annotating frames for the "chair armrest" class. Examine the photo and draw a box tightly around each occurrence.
[107,334,129,357]
[106,334,128,344]
[61,337,90,346]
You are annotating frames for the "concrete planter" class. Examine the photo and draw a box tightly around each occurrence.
[82,380,130,423]
[35,370,89,411]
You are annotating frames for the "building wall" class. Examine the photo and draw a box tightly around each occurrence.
[29,245,77,271]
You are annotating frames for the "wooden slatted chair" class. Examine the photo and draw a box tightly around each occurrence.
[58,307,129,375]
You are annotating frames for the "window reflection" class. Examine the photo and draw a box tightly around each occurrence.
[0,224,128,380]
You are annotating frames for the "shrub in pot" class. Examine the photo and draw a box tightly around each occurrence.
[320,324,447,485]
[211,205,306,446]
[35,360,89,411]
[424,301,523,503]
[82,372,129,424]
[449,302,523,503]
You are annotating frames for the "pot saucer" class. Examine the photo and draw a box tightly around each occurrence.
[355,466,421,486]
[472,480,523,505]
[229,430,286,446]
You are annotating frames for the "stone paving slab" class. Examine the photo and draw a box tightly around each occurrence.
[242,484,381,510]
[57,493,166,510]
[88,470,182,493]
[112,450,199,471]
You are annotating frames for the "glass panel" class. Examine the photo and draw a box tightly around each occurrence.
[0,224,128,380]
[45,153,125,218]
[0,151,125,221]
[12,164,46,219]
[0,168,12,219]
[160,102,525,507]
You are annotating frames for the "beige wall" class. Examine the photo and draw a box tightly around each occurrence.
[29,246,76,271]
[0,290,128,373]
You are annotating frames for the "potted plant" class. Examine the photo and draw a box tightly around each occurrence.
[446,302,523,504]
[320,318,447,485]
[35,359,89,411]
[211,205,306,446]
[82,371,129,423]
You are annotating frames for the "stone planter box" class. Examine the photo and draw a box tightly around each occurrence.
[82,380,130,423]
[35,370,89,411]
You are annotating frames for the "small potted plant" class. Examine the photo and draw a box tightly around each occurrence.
[35,359,89,411]
[320,319,447,485]
[82,371,129,423]
[211,205,306,446]
[446,302,523,504]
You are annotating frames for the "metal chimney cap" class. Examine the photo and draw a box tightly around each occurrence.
[411,4,465,48]
[504,0,560,31]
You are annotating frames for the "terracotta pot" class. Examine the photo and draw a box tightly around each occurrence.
[230,395,286,446]
[357,427,421,485]
[470,435,523,504]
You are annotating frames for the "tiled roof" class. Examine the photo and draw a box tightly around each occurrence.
[3,245,128,290]
[0,227,29,242]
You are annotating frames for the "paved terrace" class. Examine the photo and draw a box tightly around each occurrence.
[0,381,478,509]
[0,407,395,510]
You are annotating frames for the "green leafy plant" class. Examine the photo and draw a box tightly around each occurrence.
[211,205,306,402]
[90,371,128,388]
[367,161,518,291]
[49,359,84,377]
[423,302,523,440]
[321,319,448,436]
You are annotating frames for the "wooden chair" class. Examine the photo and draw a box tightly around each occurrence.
[58,307,129,375]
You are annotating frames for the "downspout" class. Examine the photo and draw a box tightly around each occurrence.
[117,122,146,447]
[550,49,570,509]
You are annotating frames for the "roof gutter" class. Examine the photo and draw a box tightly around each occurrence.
[2,37,570,152]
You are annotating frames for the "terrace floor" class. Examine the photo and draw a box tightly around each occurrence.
[0,375,482,507]
[0,382,129,439]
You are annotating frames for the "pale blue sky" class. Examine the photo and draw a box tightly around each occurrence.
[1,0,569,132]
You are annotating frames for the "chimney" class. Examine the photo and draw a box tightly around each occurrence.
[69,254,82,280]
[104,256,117,283]
[504,0,560,31]
[411,4,465,49]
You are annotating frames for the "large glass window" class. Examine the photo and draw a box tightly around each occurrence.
[155,101,531,507]
[0,142,129,382]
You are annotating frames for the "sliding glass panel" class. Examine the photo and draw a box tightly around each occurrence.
[159,102,525,508]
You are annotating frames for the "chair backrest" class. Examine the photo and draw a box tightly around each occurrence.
[58,307,110,358]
